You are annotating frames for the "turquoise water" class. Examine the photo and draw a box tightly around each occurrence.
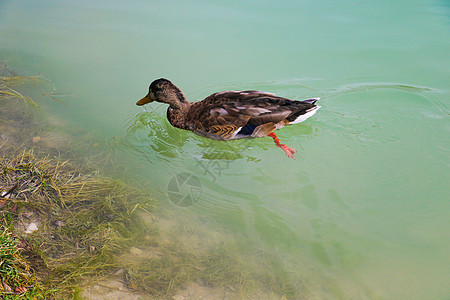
[1,0,449,298]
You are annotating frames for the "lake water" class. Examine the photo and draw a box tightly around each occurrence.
[1,0,449,298]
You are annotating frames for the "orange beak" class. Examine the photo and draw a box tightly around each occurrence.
[136,94,152,106]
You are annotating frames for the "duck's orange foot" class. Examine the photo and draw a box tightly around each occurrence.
[268,132,297,159]
[279,144,296,159]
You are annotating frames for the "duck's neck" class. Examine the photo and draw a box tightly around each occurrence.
[165,87,191,129]
[167,105,190,130]
[166,87,189,109]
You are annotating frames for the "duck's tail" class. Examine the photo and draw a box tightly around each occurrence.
[300,97,320,105]
[290,98,321,124]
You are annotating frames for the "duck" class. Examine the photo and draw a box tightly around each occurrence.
[137,78,320,159]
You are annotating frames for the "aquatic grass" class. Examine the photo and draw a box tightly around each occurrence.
[0,149,157,297]
[0,64,73,109]
[122,241,247,297]
[0,66,158,297]
[121,229,300,298]
[123,215,323,299]
[0,65,41,107]
[0,220,49,299]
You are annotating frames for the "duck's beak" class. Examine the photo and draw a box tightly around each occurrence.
[137,94,153,106]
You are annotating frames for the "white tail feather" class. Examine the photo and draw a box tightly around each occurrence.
[291,106,321,124]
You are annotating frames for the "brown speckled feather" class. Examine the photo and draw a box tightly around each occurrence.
[138,79,320,141]
[180,90,317,139]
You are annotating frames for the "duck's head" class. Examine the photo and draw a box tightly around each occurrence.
[137,78,189,109]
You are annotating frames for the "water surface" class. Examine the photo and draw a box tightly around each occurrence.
[1,0,449,298]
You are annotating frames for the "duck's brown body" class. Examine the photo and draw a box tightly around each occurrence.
[137,78,320,158]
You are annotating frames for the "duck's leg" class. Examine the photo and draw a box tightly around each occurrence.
[268,132,297,159]
[251,123,296,159]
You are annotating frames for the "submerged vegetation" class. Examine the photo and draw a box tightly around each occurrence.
[0,221,48,299]
[0,149,155,297]
[0,65,160,298]
[0,65,40,107]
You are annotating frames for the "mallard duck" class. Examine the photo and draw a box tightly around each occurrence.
[137,78,320,159]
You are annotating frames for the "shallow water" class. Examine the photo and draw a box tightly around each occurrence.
[1,0,449,298]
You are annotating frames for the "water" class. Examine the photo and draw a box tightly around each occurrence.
[1,0,449,298]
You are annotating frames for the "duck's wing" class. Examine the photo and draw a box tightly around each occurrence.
[186,90,319,139]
